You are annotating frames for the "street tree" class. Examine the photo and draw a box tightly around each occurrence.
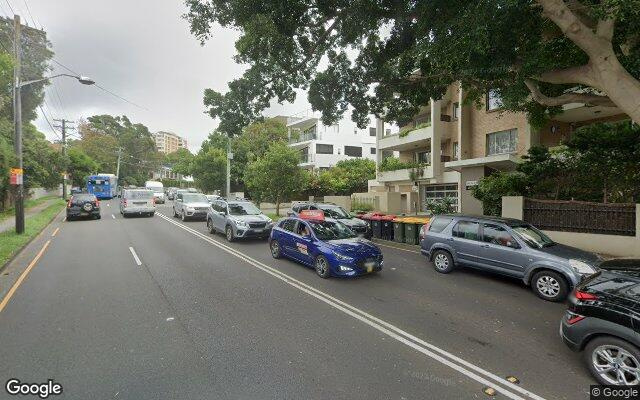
[190,147,227,194]
[244,142,305,214]
[67,147,99,187]
[164,148,194,177]
[185,0,640,134]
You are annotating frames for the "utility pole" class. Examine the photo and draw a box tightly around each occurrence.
[115,148,123,179]
[54,119,75,200]
[226,140,232,198]
[13,15,24,234]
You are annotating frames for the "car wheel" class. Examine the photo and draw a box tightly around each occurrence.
[173,208,178,218]
[270,240,282,259]
[315,255,331,279]
[432,250,454,274]
[225,225,235,242]
[531,270,569,302]
[207,219,215,234]
[585,336,640,386]
[96,215,101,220]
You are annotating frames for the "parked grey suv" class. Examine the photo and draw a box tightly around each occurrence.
[173,192,210,221]
[207,199,274,241]
[419,215,602,302]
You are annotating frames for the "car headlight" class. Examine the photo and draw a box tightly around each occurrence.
[332,251,354,261]
[569,259,596,275]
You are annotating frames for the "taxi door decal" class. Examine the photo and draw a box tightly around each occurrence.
[296,242,308,255]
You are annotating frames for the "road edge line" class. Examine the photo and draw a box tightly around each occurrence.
[0,240,51,313]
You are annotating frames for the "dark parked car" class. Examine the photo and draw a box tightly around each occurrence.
[66,194,101,221]
[287,202,370,238]
[419,214,601,301]
[561,259,640,386]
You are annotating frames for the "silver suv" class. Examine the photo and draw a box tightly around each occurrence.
[420,214,601,302]
[173,192,210,221]
[207,199,274,241]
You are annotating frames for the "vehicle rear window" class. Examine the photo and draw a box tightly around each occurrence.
[126,191,153,199]
[452,221,480,241]
[72,194,96,202]
[429,216,453,233]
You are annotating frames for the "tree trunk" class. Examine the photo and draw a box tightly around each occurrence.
[276,199,280,216]
[591,46,640,124]
[603,179,608,203]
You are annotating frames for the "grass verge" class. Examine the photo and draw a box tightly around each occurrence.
[0,199,65,267]
[0,195,60,222]
[266,213,283,221]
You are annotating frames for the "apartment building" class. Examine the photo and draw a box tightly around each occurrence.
[275,114,377,171]
[154,131,188,154]
[369,82,626,214]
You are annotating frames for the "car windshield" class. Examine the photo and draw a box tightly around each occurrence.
[228,202,262,215]
[511,224,555,248]
[182,194,208,203]
[319,206,350,219]
[72,194,96,202]
[308,220,356,240]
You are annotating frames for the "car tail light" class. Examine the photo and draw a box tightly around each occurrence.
[66,200,71,208]
[574,290,598,301]
[419,224,429,241]
[151,198,155,205]
[123,199,128,207]
[95,200,100,207]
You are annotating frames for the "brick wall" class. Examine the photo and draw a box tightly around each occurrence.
[467,104,529,158]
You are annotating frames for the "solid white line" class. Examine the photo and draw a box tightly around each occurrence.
[156,213,546,400]
[128,247,142,266]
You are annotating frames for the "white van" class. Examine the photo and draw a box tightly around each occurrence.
[144,181,165,204]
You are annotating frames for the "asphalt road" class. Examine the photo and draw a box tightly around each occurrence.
[0,199,595,399]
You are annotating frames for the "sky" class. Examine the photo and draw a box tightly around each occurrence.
[11,0,313,151]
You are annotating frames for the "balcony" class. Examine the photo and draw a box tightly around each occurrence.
[378,124,432,151]
[377,165,434,183]
[289,131,317,145]
[299,153,314,164]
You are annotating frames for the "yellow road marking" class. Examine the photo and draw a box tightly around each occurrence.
[0,240,51,314]
[51,227,59,237]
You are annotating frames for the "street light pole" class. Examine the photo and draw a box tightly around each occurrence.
[13,15,24,234]
[226,139,231,198]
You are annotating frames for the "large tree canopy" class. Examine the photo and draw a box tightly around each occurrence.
[185,0,640,134]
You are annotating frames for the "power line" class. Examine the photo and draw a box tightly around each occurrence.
[3,0,14,15]
[21,0,37,28]
[38,104,60,140]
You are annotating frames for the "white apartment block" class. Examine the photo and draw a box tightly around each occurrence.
[369,82,626,215]
[154,131,188,154]
[276,114,378,171]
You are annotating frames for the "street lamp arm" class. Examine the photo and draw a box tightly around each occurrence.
[18,73,95,88]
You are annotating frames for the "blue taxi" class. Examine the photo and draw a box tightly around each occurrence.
[269,210,383,278]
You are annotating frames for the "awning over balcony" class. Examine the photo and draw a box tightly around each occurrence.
[444,153,520,171]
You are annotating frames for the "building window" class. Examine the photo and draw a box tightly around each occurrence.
[453,102,460,120]
[370,147,376,155]
[415,151,430,164]
[344,146,362,157]
[453,142,459,160]
[385,128,391,136]
[369,127,376,137]
[422,184,459,212]
[486,129,518,155]
[354,129,358,135]
[486,89,503,111]
[316,144,333,154]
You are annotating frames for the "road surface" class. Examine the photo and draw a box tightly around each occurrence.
[0,199,593,399]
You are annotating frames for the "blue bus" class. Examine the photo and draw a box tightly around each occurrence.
[87,174,118,199]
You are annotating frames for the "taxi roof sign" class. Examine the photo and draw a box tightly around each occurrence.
[299,209,325,221]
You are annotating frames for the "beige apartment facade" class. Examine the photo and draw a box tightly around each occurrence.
[154,131,188,154]
[369,82,626,215]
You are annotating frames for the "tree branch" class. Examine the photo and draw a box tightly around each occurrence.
[564,0,597,29]
[596,18,615,41]
[535,65,597,87]
[535,0,604,57]
[525,79,616,107]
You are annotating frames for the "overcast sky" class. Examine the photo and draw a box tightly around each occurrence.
[17,0,312,151]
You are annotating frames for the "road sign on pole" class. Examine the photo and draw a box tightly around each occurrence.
[10,168,23,185]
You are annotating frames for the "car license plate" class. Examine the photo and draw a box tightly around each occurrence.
[80,212,88,216]
[253,228,263,233]
[365,261,376,272]
[366,265,373,273]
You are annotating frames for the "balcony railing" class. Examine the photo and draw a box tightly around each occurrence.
[299,153,314,163]
[289,131,317,144]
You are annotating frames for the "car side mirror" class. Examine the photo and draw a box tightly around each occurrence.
[507,241,520,249]
[177,198,183,202]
